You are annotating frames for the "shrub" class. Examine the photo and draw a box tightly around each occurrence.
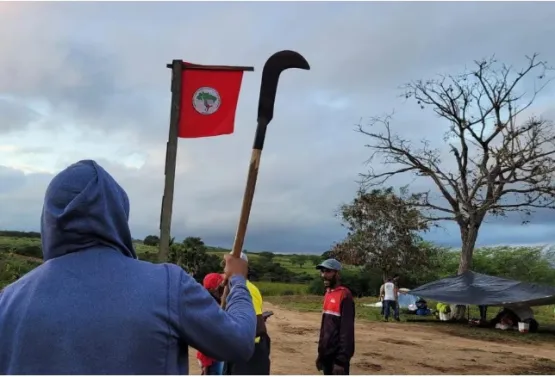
[140,253,159,263]
[14,245,42,259]
[255,281,308,296]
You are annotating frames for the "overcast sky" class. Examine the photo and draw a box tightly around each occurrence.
[2,2,555,254]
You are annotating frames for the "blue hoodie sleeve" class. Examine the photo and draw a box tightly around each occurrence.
[175,270,256,362]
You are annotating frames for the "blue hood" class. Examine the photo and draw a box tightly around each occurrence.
[40,160,137,261]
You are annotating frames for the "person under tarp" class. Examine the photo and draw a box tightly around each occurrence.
[415,298,431,316]
[490,305,539,332]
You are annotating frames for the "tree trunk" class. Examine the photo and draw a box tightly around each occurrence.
[451,222,480,320]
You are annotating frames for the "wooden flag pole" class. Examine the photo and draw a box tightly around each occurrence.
[220,50,310,308]
[159,61,254,263]
[159,60,184,263]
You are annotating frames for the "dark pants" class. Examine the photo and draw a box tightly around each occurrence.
[321,357,350,375]
[380,300,384,315]
[206,362,224,375]
[528,318,539,333]
[478,305,488,321]
[384,300,399,320]
[226,334,271,375]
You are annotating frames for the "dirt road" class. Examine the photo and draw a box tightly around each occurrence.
[190,302,555,375]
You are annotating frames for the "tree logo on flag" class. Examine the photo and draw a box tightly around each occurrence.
[192,87,221,115]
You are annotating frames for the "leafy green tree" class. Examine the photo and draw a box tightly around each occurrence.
[309,255,321,266]
[399,242,453,287]
[169,237,220,282]
[259,251,275,263]
[295,255,309,268]
[333,187,429,281]
[143,235,159,246]
[472,246,555,284]
[182,237,204,249]
[289,255,307,268]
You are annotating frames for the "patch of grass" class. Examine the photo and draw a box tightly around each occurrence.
[266,295,323,312]
[272,255,320,275]
[397,300,555,343]
[134,242,157,255]
[0,236,41,252]
[268,295,555,343]
[0,253,42,288]
[266,295,387,320]
[255,281,308,296]
[422,320,555,344]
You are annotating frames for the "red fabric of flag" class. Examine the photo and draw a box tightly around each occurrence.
[178,67,244,138]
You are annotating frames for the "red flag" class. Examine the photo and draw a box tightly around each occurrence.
[178,67,244,138]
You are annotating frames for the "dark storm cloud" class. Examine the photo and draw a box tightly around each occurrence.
[2,2,555,252]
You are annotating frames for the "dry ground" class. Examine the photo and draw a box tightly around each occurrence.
[189,302,555,375]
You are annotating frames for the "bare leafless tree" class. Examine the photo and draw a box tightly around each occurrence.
[359,54,555,281]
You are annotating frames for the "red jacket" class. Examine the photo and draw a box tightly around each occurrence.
[318,286,355,366]
[196,273,225,368]
[196,350,215,368]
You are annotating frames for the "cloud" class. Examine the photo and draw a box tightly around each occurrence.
[2,2,555,253]
[0,97,40,133]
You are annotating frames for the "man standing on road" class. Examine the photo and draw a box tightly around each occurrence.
[226,252,271,375]
[383,277,399,322]
[392,274,400,320]
[315,259,355,375]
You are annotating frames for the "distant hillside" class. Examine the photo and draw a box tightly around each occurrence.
[0,231,41,239]
[0,232,324,291]
[0,230,322,257]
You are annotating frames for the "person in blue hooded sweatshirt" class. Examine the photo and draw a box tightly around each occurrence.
[0,159,256,375]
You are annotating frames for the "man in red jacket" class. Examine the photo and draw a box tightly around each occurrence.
[315,259,355,375]
[197,273,226,375]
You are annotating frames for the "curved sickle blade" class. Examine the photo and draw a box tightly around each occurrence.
[257,50,310,125]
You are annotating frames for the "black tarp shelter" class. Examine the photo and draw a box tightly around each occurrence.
[409,271,555,306]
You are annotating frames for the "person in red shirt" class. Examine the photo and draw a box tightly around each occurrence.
[196,273,226,375]
[315,259,355,375]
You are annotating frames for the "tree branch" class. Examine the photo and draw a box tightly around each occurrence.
[358,53,555,247]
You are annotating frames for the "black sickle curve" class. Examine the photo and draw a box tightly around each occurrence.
[253,50,310,150]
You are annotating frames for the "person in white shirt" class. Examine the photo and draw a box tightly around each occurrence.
[382,278,399,322]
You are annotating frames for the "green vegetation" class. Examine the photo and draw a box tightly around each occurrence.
[332,187,429,281]
[2,230,555,341]
[266,295,555,342]
[2,231,555,296]
[255,282,308,297]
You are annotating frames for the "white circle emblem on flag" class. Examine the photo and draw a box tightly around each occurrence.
[192,87,221,115]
